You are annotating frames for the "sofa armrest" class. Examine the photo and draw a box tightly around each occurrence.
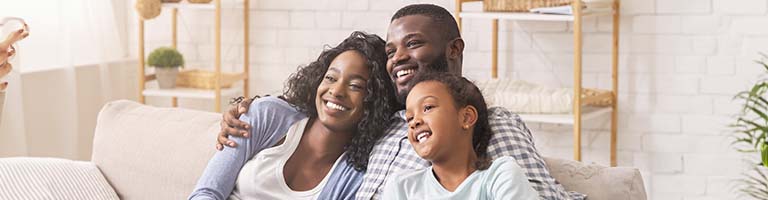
[0,157,119,200]
[544,157,648,200]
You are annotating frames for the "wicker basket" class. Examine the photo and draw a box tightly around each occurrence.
[582,88,613,106]
[187,0,213,3]
[161,0,182,3]
[484,0,572,12]
[175,69,240,89]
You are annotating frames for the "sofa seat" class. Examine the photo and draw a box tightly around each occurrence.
[0,100,647,199]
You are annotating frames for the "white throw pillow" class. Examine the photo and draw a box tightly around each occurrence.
[0,157,119,200]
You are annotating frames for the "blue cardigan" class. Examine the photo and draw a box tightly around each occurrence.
[189,96,363,200]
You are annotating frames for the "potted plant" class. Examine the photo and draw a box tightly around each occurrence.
[732,53,768,199]
[148,47,184,89]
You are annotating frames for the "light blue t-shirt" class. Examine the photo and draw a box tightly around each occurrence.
[381,156,540,200]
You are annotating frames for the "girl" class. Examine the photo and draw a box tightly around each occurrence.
[190,31,398,200]
[382,72,539,200]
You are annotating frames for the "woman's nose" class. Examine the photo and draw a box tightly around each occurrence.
[328,82,346,97]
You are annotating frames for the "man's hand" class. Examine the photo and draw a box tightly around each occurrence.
[216,96,254,150]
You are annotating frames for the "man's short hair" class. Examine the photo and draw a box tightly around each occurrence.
[391,4,461,41]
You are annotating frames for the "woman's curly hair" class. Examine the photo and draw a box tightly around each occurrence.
[408,72,492,170]
[282,31,399,171]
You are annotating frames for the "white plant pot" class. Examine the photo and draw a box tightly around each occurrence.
[156,67,180,89]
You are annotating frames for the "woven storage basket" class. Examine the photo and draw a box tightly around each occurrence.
[484,0,572,12]
[161,0,182,3]
[175,69,239,89]
[187,0,213,3]
[582,88,613,106]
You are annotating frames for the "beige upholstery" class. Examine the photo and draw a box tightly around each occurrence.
[91,100,220,200]
[545,157,647,200]
[1,100,647,199]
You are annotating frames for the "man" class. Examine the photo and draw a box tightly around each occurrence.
[217,4,584,200]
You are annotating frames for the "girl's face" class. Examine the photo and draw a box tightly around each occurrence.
[315,50,370,132]
[405,81,470,162]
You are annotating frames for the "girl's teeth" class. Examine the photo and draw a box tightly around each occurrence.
[326,102,347,111]
[417,132,429,143]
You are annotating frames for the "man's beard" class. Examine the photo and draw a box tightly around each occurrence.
[395,54,450,104]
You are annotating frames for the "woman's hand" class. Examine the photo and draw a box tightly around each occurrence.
[0,23,28,90]
[0,24,29,64]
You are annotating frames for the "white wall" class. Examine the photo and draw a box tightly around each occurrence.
[101,0,768,199]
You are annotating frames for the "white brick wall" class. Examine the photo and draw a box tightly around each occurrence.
[127,0,768,199]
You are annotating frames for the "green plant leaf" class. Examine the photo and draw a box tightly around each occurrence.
[738,118,768,131]
[756,59,768,72]
[739,166,768,199]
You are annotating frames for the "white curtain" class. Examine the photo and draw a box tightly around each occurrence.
[0,0,128,158]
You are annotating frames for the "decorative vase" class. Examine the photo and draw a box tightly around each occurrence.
[156,67,179,89]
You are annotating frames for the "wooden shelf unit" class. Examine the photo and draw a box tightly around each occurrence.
[455,0,621,166]
[138,0,250,112]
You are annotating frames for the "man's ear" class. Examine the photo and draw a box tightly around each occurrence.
[459,105,478,131]
[446,37,465,60]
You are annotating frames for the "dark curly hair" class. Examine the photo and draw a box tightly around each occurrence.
[282,31,398,171]
[408,72,492,170]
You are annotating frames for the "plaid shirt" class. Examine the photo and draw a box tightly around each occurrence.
[355,107,586,200]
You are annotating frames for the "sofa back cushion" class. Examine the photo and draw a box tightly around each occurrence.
[544,157,648,200]
[91,100,220,200]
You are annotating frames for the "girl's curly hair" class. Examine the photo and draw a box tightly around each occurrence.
[408,72,492,170]
[282,31,398,171]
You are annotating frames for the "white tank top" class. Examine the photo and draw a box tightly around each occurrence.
[229,118,346,200]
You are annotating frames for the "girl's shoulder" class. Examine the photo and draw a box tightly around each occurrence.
[487,156,522,172]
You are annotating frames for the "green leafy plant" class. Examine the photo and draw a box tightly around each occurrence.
[147,47,184,68]
[739,166,768,199]
[733,53,768,199]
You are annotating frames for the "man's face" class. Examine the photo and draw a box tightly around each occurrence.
[386,15,450,103]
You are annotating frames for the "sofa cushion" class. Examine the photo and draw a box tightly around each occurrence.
[544,157,647,200]
[0,157,119,200]
[91,100,221,200]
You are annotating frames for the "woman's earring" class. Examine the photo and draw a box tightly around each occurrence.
[463,125,469,130]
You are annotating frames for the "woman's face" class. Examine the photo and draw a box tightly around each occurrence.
[315,50,370,132]
[405,81,467,162]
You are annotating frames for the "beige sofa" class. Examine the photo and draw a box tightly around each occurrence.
[0,100,647,200]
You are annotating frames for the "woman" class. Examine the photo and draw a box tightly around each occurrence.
[189,31,398,200]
